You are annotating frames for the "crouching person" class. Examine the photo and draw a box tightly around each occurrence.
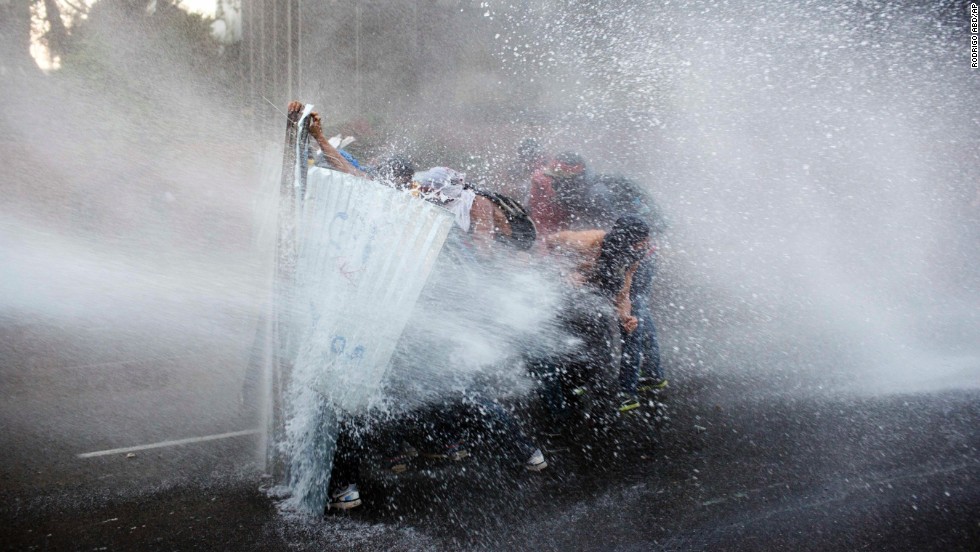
[532,216,651,425]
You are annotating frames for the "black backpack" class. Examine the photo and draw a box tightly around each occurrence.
[471,189,537,251]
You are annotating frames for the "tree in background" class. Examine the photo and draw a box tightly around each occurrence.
[2,1,233,80]
[0,0,40,77]
[1,1,252,242]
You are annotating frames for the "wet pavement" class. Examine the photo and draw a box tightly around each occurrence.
[1,320,978,551]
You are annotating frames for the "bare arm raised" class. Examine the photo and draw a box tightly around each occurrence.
[287,101,367,178]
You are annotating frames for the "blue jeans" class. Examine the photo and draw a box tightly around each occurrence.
[620,298,663,394]
[620,258,663,394]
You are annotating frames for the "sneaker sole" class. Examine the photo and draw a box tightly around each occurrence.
[526,460,548,472]
[423,451,471,461]
[328,498,363,510]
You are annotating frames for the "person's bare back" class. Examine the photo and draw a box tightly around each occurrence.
[543,229,640,332]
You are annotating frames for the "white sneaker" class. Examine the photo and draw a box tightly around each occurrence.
[525,448,548,471]
[328,483,362,510]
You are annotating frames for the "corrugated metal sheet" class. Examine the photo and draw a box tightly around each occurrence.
[290,167,453,413]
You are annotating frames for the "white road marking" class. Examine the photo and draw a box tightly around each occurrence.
[58,354,204,371]
[77,429,260,459]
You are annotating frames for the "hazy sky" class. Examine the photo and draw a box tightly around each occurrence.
[180,0,216,16]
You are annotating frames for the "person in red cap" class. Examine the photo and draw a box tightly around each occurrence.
[528,151,594,235]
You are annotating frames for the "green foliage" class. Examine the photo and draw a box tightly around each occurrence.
[58,1,228,88]
[50,0,239,135]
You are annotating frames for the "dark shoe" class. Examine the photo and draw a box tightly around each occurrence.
[383,442,419,473]
[424,441,470,461]
[383,455,411,474]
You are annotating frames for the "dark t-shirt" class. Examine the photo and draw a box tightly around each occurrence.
[590,174,667,235]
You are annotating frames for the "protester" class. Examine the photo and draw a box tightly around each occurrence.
[415,166,536,257]
[535,216,652,418]
[501,138,550,204]
[544,216,651,332]
[529,152,590,235]
[587,174,669,398]
[384,167,547,473]
[529,151,628,235]
[371,154,416,190]
[287,101,368,177]
[281,101,671,510]
[289,101,418,189]
[321,165,545,510]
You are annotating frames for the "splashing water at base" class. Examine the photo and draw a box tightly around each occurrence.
[268,158,572,513]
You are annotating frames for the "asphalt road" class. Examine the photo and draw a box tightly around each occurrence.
[1,317,978,551]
